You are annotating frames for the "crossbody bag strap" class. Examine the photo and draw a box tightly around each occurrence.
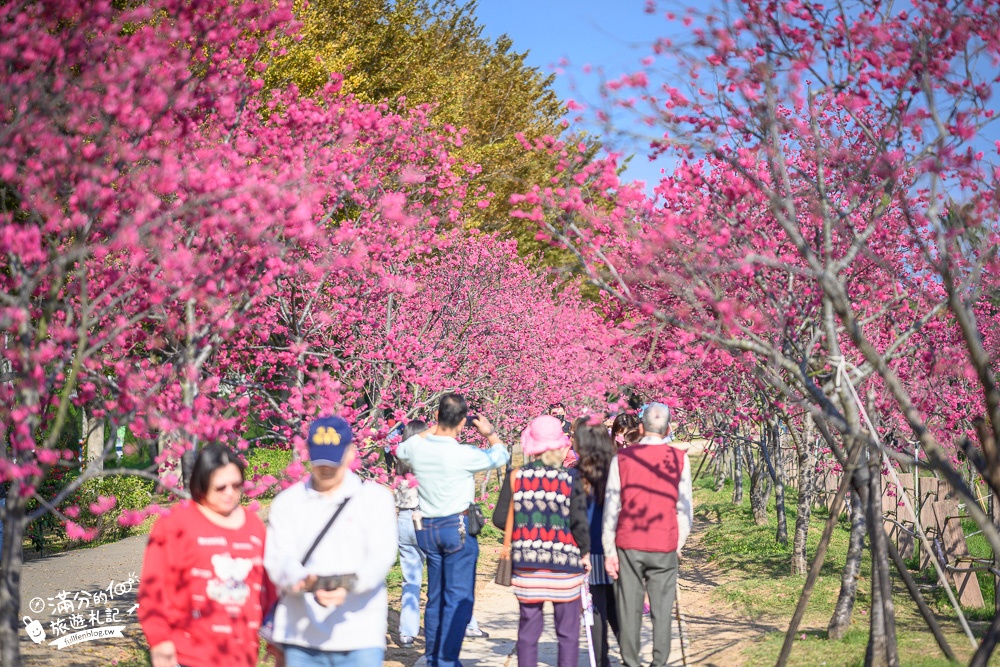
[301,496,352,566]
[501,470,517,555]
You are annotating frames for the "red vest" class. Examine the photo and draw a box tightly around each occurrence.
[616,444,686,553]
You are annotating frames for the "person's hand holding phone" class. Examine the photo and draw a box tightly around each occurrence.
[468,414,491,435]
[314,587,348,608]
[468,415,502,445]
[292,574,318,594]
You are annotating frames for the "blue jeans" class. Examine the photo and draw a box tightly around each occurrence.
[398,509,425,639]
[416,513,479,667]
[283,646,384,667]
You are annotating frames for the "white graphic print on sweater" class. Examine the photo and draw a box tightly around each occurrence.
[206,553,253,606]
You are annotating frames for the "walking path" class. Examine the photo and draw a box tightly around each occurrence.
[426,563,683,667]
[18,533,148,666]
[425,511,766,667]
[16,460,769,666]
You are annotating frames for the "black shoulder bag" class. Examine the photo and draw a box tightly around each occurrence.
[301,497,352,565]
[466,502,486,536]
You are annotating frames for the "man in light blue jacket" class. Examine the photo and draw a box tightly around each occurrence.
[396,393,509,667]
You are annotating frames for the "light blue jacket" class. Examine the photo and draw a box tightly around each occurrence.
[396,434,509,518]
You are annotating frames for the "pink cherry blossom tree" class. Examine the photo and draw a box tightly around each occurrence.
[0,3,626,662]
[519,0,1000,663]
[227,230,622,490]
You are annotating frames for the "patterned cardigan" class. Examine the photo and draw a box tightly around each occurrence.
[492,461,591,573]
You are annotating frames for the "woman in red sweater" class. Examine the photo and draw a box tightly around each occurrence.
[138,444,277,667]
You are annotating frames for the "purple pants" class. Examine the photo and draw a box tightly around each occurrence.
[516,598,582,667]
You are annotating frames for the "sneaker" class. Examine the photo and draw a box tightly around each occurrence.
[399,636,415,648]
[465,627,489,639]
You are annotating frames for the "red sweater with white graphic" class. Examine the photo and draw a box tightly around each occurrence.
[138,502,275,667]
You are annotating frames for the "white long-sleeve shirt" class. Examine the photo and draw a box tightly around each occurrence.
[263,471,397,652]
[602,435,693,556]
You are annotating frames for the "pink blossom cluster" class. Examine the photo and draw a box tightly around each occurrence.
[0,0,623,545]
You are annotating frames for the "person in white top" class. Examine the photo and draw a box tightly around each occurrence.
[601,403,692,667]
[264,415,398,667]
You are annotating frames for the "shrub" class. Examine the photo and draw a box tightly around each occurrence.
[245,447,294,499]
[24,465,80,552]
[77,475,154,541]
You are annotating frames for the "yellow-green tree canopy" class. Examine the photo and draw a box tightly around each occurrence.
[265,0,598,262]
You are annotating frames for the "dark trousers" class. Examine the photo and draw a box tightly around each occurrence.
[616,549,678,667]
[516,598,581,667]
[416,514,479,667]
[590,583,619,667]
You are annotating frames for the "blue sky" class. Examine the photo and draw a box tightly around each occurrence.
[473,0,674,188]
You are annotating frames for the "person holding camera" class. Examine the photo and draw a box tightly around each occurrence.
[263,416,397,667]
[396,393,509,667]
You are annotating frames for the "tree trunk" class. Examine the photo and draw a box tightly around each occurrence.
[749,449,772,525]
[994,490,1000,618]
[774,423,788,544]
[1,492,26,667]
[733,442,744,505]
[828,489,866,639]
[714,437,728,492]
[970,612,1000,667]
[750,478,771,524]
[865,449,899,667]
[972,433,1000,667]
[714,449,726,492]
[181,447,197,490]
[792,431,816,575]
[866,542,888,667]
[82,406,105,471]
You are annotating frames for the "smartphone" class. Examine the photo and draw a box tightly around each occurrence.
[465,414,479,427]
[312,574,358,592]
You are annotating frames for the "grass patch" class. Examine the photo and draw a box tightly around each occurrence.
[745,627,968,667]
[693,458,986,665]
[696,469,862,622]
[962,518,996,621]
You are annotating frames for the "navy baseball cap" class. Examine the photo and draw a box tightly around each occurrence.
[307,416,354,466]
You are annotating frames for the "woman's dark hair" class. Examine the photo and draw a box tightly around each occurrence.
[189,444,246,503]
[401,420,429,442]
[573,424,616,504]
[611,413,640,448]
[396,420,429,475]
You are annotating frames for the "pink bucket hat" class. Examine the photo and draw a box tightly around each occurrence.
[521,415,570,457]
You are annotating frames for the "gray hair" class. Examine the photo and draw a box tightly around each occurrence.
[641,403,671,436]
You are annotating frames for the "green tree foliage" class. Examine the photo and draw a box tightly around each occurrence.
[265,0,598,264]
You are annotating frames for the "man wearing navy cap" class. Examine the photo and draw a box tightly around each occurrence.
[264,416,398,667]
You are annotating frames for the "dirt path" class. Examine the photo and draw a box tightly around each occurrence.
[673,514,780,666]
